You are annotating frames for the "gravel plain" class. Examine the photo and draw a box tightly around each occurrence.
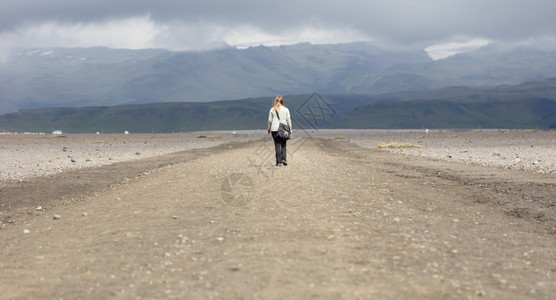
[0,131,259,181]
[1,129,555,182]
[334,129,556,175]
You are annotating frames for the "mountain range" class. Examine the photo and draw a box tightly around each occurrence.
[2,42,556,116]
[1,78,555,133]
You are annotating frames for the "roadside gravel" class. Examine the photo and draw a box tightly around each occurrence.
[335,130,556,175]
[0,131,259,181]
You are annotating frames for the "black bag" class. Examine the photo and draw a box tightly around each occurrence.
[278,123,291,140]
[275,109,291,140]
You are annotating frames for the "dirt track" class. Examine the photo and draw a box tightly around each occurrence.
[1,138,555,299]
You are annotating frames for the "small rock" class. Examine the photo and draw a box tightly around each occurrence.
[36,206,43,211]
[71,159,76,163]
[53,214,61,220]
[135,152,141,155]
[23,229,31,234]
[217,237,224,242]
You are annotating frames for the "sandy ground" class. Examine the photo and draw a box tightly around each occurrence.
[0,132,555,299]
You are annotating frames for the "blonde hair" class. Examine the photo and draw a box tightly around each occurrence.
[273,96,285,111]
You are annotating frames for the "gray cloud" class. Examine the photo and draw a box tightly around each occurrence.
[1,0,556,50]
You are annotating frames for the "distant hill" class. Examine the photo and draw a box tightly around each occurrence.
[340,78,556,129]
[339,97,556,129]
[0,94,372,133]
[2,42,556,115]
[1,79,555,133]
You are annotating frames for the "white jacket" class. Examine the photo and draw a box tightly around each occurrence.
[268,106,292,132]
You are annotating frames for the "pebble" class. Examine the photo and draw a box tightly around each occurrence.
[53,214,61,220]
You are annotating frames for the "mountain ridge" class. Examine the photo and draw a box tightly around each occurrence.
[3,42,556,115]
[2,78,555,133]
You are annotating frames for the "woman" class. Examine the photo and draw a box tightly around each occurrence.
[267,96,292,166]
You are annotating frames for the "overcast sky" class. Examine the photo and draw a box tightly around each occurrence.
[1,0,555,60]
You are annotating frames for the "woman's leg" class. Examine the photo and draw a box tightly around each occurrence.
[271,132,282,165]
[281,139,287,165]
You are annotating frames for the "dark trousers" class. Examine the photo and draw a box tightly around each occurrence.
[271,131,287,164]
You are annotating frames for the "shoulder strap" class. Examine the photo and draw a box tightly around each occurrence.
[275,108,280,120]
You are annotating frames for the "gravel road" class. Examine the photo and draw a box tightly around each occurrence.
[1,133,555,299]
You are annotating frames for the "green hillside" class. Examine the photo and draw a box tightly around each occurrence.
[339,98,556,129]
[0,95,370,133]
[340,77,556,129]
[1,78,555,133]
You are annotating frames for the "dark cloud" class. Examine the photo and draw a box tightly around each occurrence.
[1,0,555,48]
